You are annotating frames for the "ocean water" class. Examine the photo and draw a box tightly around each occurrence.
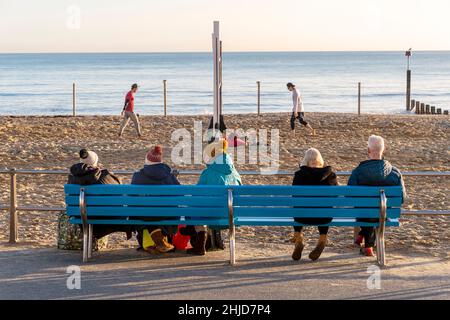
[0,51,449,115]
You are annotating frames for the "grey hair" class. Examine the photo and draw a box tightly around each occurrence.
[368,135,385,154]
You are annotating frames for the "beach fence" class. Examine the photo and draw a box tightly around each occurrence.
[69,81,370,116]
[409,99,449,115]
[0,168,449,244]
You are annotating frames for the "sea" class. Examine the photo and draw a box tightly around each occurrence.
[0,51,449,115]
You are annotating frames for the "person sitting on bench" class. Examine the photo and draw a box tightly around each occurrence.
[68,149,133,241]
[349,135,406,257]
[187,139,242,256]
[131,145,179,255]
[291,148,338,262]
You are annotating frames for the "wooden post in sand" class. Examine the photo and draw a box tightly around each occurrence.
[410,99,415,111]
[431,106,436,115]
[9,168,18,244]
[415,101,420,114]
[163,80,167,117]
[358,82,361,116]
[420,103,425,114]
[257,81,261,116]
[72,83,76,117]
[406,70,411,111]
[444,110,449,115]
[425,105,430,114]
[437,108,442,115]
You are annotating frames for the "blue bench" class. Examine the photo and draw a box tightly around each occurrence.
[64,184,403,267]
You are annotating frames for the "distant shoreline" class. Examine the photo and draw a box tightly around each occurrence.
[2,50,450,55]
[0,111,438,118]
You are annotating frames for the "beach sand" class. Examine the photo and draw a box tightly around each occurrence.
[0,112,449,258]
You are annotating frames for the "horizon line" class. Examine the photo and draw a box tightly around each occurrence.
[1,49,450,55]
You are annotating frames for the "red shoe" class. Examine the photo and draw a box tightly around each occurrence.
[361,247,375,257]
[354,235,364,247]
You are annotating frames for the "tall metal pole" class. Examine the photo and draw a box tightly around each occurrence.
[212,21,220,135]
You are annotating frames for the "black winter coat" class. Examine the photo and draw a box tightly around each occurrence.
[68,163,121,185]
[293,166,338,186]
[131,164,180,185]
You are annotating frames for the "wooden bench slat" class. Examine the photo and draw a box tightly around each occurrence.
[66,206,228,217]
[234,196,403,207]
[64,184,227,196]
[70,218,230,226]
[235,217,400,227]
[233,207,401,219]
[232,186,403,197]
[65,195,227,207]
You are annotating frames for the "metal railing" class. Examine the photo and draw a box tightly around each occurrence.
[1,168,449,243]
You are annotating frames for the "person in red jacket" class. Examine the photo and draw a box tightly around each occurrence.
[119,83,142,138]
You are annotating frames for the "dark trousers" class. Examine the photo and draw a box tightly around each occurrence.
[359,227,376,248]
[290,112,308,130]
[294,218,331,235]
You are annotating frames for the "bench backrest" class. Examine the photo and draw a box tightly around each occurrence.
[231,186,403,227]
[64,184,230,226]
[64,185,403,227]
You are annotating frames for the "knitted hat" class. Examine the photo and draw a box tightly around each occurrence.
[145,145,163,165]
[203,139,228,163]
[79,149,99,167]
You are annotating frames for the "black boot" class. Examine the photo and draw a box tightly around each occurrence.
[187,231,207,256]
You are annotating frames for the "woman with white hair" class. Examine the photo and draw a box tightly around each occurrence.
[291,148,338,261]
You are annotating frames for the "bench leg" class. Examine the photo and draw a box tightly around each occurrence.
[229,225,236,266]
[88,224,93,259]
[376,227,386,268]
[82,226,89,263]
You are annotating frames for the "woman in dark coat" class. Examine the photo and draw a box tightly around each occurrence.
[67,149,132,240]
[292,148,338,262]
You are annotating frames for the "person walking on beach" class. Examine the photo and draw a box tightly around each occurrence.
[287,83,316,135]
[291,148,337,261]
[119,83,142,138]
[348,135,406,257]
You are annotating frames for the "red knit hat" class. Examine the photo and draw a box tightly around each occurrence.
[145,145,163,165]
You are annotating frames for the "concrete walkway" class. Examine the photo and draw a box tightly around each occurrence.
[0,245,449,300]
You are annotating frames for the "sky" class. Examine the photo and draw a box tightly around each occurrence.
[1,0,450,53]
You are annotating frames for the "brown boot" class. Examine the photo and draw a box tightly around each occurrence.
[150,229,174,253]
[292,232,305,261]
[309,235,327,261]
[187,231,207,256]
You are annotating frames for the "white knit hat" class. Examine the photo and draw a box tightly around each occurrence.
[79,149,99,167]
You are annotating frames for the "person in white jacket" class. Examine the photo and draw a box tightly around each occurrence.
[287,83,316,135]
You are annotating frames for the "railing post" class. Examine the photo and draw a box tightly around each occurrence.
[257,81,261,116]
[163,80,167,117]
[9,168,18,243]
[72,83,76,117]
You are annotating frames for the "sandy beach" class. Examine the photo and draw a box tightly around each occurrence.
[0,112,449,258]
